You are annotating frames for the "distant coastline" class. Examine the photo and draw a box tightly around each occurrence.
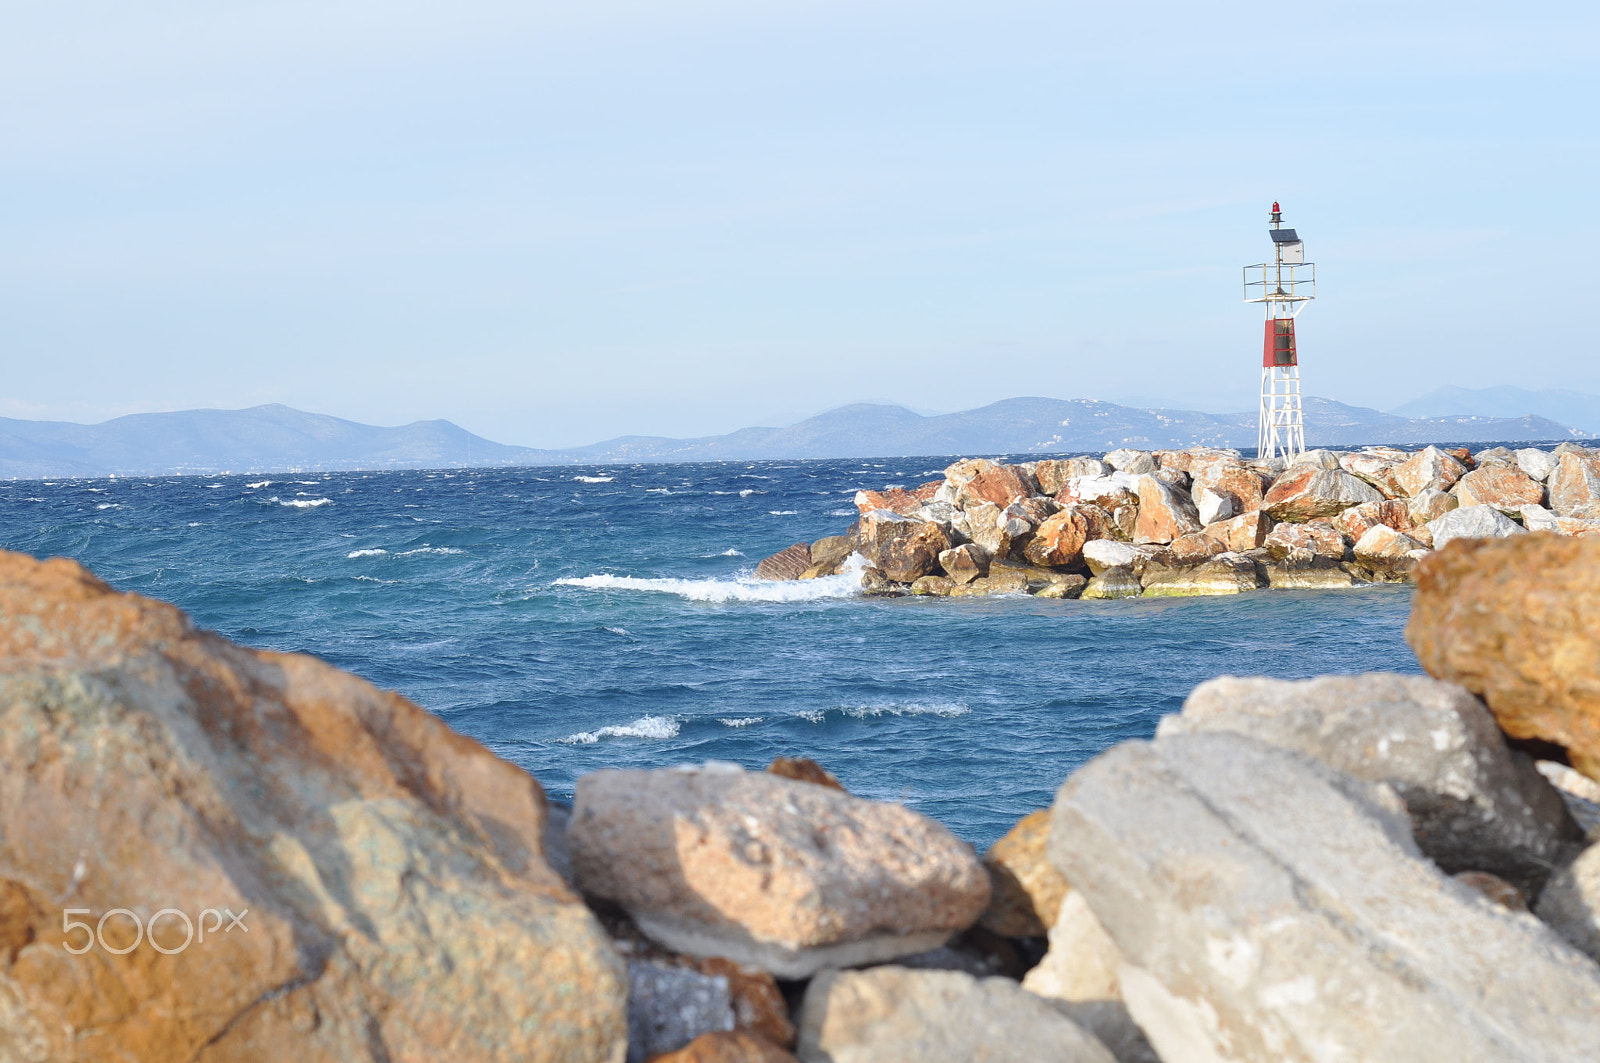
[0,396,1590,480]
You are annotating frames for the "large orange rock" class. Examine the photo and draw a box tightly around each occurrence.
[1023,508,1091,568]
[1334,499,1417,543]
[1261,466,1384,522]
[0,551,627,1063]
[1407,536,1600,781]
[1201,510,1271,552]
[1133,475,1201,545]
[1394,446,1468,497]
[649,1031,799,1063]
[853,482,941,517]
[1190,461,1266,517]
[1339,449,1409,498]
[1453,464,1545,515]
[945,459,1035,509]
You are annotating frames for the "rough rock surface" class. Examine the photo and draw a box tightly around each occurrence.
[1547,451,1600,519]
[1032,459,1108,495]
[1080,567,1142,600]
[1166,531,1226,564]
[755,543,812,581]
[1022,891,1160,1063]
[856,512,952,583]
[1082,539,1140,575]
[1202,510,1271,552]
[802,536,855,579]
[1133,475,1201,544]
[797,966,1116,1063]
[1536,843,1600,963]
[1521,506,1600,538]
[1024,508,1092,568]
[852,484,939,518]
[1340,449,1408,497]
[1190,462,1266,517]
[1263,521,1346,562]
[1395,445,1469,497]
[649,1032,800,1063]
[1333,499,1415,543]
[0,550,628,1063]
[1352,524,1427,580]
[1453,464,1545,514]
[946,459,1035,509]
[628,961,735,1063]
[1407,536,1600,780]
[1516,447,1559,483]
[1408,486,1458,524]
[1426,503,1526,549]
[766,756,845,792]
[1141,554,1264,597]
[937,543,987,585]
[1050,731,1600,1063]
[1103,449,1156,474]
[1263,556,1358,589]
[1261,466,1384,522]
[977,810,1068,939]
[569,764,989,977]
[1194,487,1235,526]
[1161,673,1583,895]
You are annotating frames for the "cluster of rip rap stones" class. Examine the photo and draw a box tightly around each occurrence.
[754,442,1600,598]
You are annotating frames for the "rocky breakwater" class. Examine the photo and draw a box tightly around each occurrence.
[755,442,1600,598]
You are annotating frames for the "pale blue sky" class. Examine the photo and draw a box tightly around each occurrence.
[3,1,1596,447]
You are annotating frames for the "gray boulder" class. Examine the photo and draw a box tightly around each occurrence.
[1516,447,1559,483]
[627,962,735,1063]
[798,966,1116,1063]
[1049,731,1600,1063]
[1103,448,1157,474]
[1080,566,1143,600]
[1427,502,1527,549]
[1160,674,1583,895]
[1537,843,1600,963]
[1082,539,1141,575]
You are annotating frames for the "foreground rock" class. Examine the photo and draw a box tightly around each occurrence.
[1408,536,1600,781]
[0,551,627,1063]
[1049,730,1600,1062]
[652,1032,800,1063]
[1261,466,1383,521]
[1537,843,1600,963]
[1160,673,1583,895]
[797,966,1116,1063]
[1426,503,1526,548]
[755,543,812,581]
[628,961,735,1063]
[977,809,1067,938]
[569,763,989,977]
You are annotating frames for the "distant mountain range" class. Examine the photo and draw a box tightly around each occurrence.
[0,394,1589,479]
[1387,386,1600,434]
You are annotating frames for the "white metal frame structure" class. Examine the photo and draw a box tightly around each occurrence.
[1243,205,1316,461]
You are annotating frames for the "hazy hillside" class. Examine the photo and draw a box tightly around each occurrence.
[1388,386,1600,434]
[0,398,1586,479]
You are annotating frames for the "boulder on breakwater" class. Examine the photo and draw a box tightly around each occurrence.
[755,443,1600,598]
[11,534,1600,1062]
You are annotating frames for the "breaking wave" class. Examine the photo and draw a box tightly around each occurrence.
[558,715,680,744]
[274,497,332,508]
[574,475,614,483]
[554,561,865,603]
[347,548,388,558]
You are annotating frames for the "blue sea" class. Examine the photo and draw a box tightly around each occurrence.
[0,459,1422,849]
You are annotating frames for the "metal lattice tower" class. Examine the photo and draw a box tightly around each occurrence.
[1243,203,1315,460]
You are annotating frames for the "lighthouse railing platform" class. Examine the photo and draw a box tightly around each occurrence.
[1242,261,1316,305]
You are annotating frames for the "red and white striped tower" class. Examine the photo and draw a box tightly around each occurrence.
[1244,202,1316,460]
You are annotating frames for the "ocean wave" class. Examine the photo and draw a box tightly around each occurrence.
[739,489,757,497]
[397,546,464,556]
[273,497,332,508]
[796,702,971,724]
[646,487,672,494]
[554,564,865,603]
[769,510,799,516]
[718,717,762,728]
[96,503,119,510]
[575,475,614,483]
[347,548,388,558]
[246,481,272,489]
[703,548,744,557]
[296,481,321,485]
[828,509,855,517]
[558,715,679,744]
[601,626,631,636]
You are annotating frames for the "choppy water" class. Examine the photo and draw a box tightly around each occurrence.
[0,459,1423,848]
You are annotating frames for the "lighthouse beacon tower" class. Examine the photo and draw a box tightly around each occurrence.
[1244,202,1315,460]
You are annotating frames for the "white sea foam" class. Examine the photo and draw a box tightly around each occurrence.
[646,487,672,494]
[798,702,972,723]
[397,546,464,556]
[558,715,679,744]
[297,481,320,485]
[96,503,119,510]
[712,549,744,557]
[718,717,762,728]
[739,489,757,497]
[828,509,855,517]
[246,481,272,489]
[347,548,388,558]
[555,559,866,603]
[574,475,614,483]
[273,497,333,508]
[601,626,631,636]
